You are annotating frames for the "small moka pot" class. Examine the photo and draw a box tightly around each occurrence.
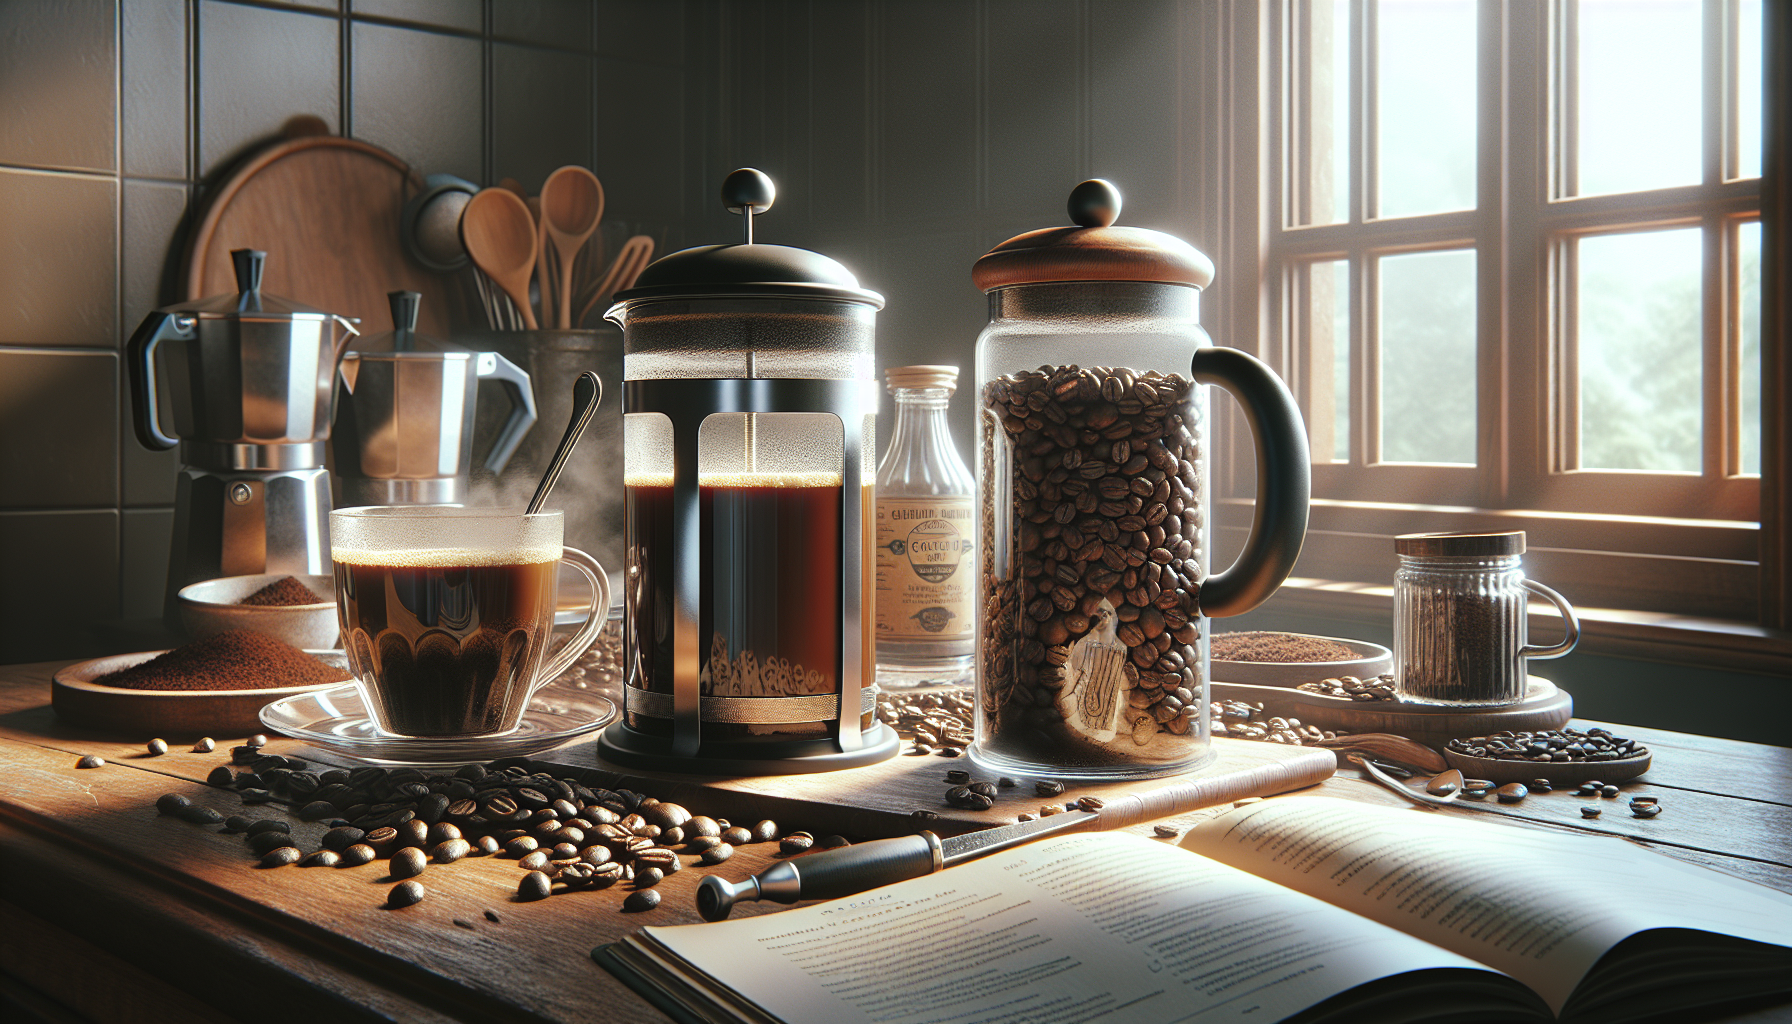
[598,168,899,774]
[127,249,359,622]
[330,291,537,507]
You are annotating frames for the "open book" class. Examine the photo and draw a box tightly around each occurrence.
[596,796,1792,1024]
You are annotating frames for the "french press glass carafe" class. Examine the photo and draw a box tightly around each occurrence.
[597,169,899,774]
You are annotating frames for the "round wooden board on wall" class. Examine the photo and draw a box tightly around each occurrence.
[184,133,456,338]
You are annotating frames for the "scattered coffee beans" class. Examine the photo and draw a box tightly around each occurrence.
[780,832,814,855]
[622,889,661,912]
[699,845,733,865]
[177,805,225,825]
[192,737,216,753]
[1297,674,1398,701]
[301,850,341,868]
[147,738,169,756]
[1581,806,1602,818]
[76,755,105,769]
[156,793,192,815]
[338,844,376,867]
[390,848,427,879]
[1153,824,1181,838]
[518,871,553,901]
[261,846,301,867]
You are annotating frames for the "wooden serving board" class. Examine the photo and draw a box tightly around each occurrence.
[185,131,458,337]
[1214,676,1574,747]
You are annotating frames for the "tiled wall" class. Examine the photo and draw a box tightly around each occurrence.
[0,0,697,663]
[695,0,1196,449]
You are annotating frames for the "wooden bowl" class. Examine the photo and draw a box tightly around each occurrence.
[1211,634,1392,689]
[1441,746,1651,785]
[176,574,340,650]
[52,650,351,738]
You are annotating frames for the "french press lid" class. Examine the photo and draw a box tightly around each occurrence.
[168,249,360,325]
[608,169,884,310]
[972,179,1215,292]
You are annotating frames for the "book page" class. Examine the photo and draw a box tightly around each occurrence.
[1182,797,1792,1017]
[638,831,1505,1024]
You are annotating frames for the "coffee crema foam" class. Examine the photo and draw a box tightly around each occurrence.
[624,471,844,489]
[331,546,558,568]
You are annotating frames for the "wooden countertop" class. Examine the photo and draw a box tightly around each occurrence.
[1,659,1788,1024]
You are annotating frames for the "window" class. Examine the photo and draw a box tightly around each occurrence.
[1192,0,1786,643]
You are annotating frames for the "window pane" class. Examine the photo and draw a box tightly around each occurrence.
[1739,222,1760,475]
[1577,229,1702,472]
[1291,0,1352,226]
[1379,250,1476,463]
[1737,0,1762,179]
[1376,0,1476,218]
[1302,260,1352,462]
[1575,0,1701,197]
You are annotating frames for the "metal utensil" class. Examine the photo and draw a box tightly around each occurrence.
[461,188,540,331]
[696,811,1095,922]
[526,371,602,515]
[541,167,604,329]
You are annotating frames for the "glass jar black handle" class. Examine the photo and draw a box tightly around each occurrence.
[1189,346,1311,618]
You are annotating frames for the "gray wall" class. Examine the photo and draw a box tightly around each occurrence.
[0,0,700,662]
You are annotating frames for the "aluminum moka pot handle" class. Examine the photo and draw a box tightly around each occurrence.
[125,311,195,451]
[1189,345,1311,618]
[475,352,538,475]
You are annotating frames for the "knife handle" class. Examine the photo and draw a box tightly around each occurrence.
[783,833,944,902]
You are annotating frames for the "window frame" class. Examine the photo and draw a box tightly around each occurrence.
[1187,0,1791,657]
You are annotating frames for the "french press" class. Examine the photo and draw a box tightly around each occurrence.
[597,169,900,774]
[970,180,1312,781]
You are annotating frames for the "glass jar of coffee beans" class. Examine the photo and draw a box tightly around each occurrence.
[967,179,1311,780]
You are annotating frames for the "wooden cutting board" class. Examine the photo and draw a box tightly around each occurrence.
[184,131,458,337]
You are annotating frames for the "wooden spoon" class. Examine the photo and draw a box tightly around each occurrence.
[577,234,654,327]
[461,187,540,331]
[541,167,604,329]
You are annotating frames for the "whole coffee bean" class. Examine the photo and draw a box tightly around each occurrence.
[684,816,721,839]
[818,835,850,849]
[473,835,501,856]
[338,844,376,867]
[968,782,998,799]
[1600,784,1620,798]
[1153,824,1181,838]
[659,826,685,846]
[1581,806,1602,818]
[519,849,553,872]
[579,845,613,866]
[635,866,665,887]
[362,827,399,854]
[246,819,291,836]
[517,871,553,901]
[643,803,691,830]
[504,836,539,858]
[483,909,502,923]
[147,738,169,756]
[156,793,192,815]
[206,766,234,787]
[222,815,252,833]
[249,830,297,855]
[750,819,779,843]
[551,842,579,860]
[1076,795,1105,811]
[389,847,427,879]
[779,832,814,855]
[261,846,302,867]
[622,889,661,912]
[426,822,462,846]
[1633,804,1662,818]
[937,747,963,758]
[944,769,971,785]
[322,826,366,852]
[1530,779,1553,793]
[433,838,471,863]
[238,788,275,804]
[247,734,268,747]
[720,826,752,846]
[1496,783,1528,803]
[700,844,734,865]
[301,849,341,868]
[557,862,599,889]
[397,820,430,846]
[998,777,1018,789]
[387,880,425,908]
[635,847,678,869]
[297,800,337,821]
[685,836,723,854]
[1035,780,1066,797]
[177,805,225,825]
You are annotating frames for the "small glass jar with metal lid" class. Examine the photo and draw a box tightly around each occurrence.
[1393,531,1580,705]
[970,180,1312,781]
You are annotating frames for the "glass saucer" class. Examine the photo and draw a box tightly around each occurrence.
[259,682,616,765]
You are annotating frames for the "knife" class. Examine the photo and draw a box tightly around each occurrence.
[696,810,1098,921]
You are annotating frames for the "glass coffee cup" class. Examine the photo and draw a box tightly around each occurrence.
[329,506,610,738]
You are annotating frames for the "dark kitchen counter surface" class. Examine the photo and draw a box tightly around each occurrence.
[1,658,1788,1024]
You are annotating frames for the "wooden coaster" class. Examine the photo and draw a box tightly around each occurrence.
[1213,676,1573,748]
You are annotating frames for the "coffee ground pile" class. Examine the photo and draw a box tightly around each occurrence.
[239,576,326,606]
[95,630,349,691]
[1211,631,1358,663]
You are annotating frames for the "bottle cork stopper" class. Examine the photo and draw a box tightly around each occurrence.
[884,365,959,394]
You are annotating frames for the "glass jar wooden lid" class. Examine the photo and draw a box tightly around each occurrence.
[971,179,1216,292]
